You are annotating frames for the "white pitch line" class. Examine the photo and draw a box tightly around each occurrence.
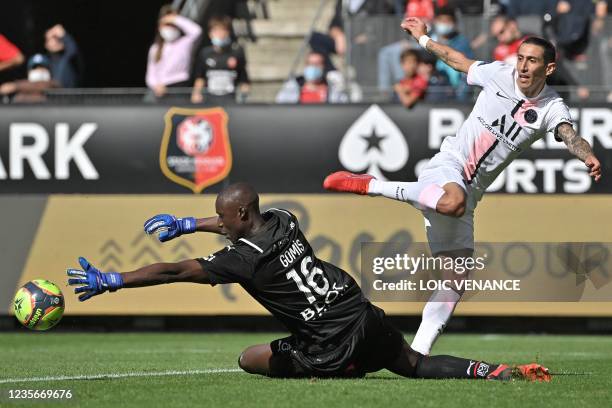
[0,368,243,384]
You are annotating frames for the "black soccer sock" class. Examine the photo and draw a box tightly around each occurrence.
[415,355,500,379]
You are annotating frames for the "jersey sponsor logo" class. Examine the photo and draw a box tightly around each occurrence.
[286,255,347,321]
[477,116,521,152]
[339,104,408,180]
[160,107,232,193]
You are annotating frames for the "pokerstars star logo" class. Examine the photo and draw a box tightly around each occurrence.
[339,105,408,180]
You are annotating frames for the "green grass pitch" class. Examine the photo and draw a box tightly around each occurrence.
[0,332,611,407]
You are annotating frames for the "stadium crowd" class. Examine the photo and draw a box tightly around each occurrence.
[0,0,610,105]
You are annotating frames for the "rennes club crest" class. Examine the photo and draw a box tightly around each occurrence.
[160,107,232,193]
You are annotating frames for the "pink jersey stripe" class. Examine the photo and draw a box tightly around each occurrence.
[463,131,497,181]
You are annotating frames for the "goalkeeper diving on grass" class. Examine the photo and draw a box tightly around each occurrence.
[67,182,550,381]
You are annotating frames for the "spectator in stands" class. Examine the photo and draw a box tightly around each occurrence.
[430,6,474,100]
[0,54,59,103]
[491,15,527,65]
[377,0,435,94]
[191,16,250,104]
[378,6,472,100]
[394,49,428,107]
[418,52,453,101]
[546,0,605,60]
[310,0,395,71]
[0,34,24,74]
[44,24,82,88]
[491,15,590,100]
[275,51,362,104]
[504,0,556,18]
[146,6,202,102]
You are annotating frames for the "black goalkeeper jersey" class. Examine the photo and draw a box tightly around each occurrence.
[197,208,370,352]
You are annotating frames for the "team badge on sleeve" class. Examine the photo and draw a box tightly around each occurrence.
[160,107,232,193]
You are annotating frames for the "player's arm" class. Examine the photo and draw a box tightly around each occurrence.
[556,123,602,182]
[122,259,209,287]
[400,17,475,74]
[67,257,210,301]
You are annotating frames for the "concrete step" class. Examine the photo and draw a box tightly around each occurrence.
[248,81,285,102]
[243,36,304,55]
[265,0,336,32]
[251,19,309,37]
[248,63,292,81]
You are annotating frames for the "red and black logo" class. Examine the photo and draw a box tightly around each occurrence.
[160,107,232,193]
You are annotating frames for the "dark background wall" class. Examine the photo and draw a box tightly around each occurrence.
[0,0,169,86]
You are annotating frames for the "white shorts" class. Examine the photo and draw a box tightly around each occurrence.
[418,152,476,255]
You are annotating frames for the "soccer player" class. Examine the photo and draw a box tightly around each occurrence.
[67,183,549,381]
[323,17,603,356]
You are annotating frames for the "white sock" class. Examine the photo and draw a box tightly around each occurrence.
[410,289,462,355]
[368,179,444,211]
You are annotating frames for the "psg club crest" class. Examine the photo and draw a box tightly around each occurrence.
[160,107,232,193]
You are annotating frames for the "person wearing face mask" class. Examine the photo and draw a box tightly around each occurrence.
[0,54,59,103]
[191,16,250,104]
[429,6,474,101]
[276,51,361,104]
[145,5,202,102]
[44,24,82,88]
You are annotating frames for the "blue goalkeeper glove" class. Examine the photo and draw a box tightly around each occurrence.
[66,257,124,302]
[144,214,196,242]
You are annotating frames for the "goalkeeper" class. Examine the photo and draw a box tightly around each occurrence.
[67,182,550,382]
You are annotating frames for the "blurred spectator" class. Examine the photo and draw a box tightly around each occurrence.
[0,34,24,74]
[504,0,556,18]
[393,49,428,108]
[419,53,453,101]
[276,51,362,104]
[191,16,249,104]
[491,16,527,65]
[146,6,202,101]
[44,24,82,88]
[310,0,395,71]
[0,54,59,103]
[378,6,472,100]
[490,15,590,100]
[546,0,604,60]
[403,0,436,20]
[430,6,474,101]
[591,0,608,35]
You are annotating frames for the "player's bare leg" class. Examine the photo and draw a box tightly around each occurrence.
[238,344,275,376]
[238,343,300,378]
[410,249,471,355]
[323,172,466,217]
[386,341,551,382]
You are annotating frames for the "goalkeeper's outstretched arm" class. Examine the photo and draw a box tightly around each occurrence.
[121,259,210,287]
[401,17,475,74]
[67,257,210,301]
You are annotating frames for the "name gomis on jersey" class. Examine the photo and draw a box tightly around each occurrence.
[279,238,305,268]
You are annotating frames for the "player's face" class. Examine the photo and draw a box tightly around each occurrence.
[215,198,245,242]
[516,44,555,95]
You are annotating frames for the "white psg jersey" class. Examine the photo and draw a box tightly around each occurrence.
[440,61,573,200]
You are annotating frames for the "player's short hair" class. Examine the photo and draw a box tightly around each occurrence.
[520,37,557,64]
[400,49,421,63]
[208,15,232,31]
[435,6,457,22]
